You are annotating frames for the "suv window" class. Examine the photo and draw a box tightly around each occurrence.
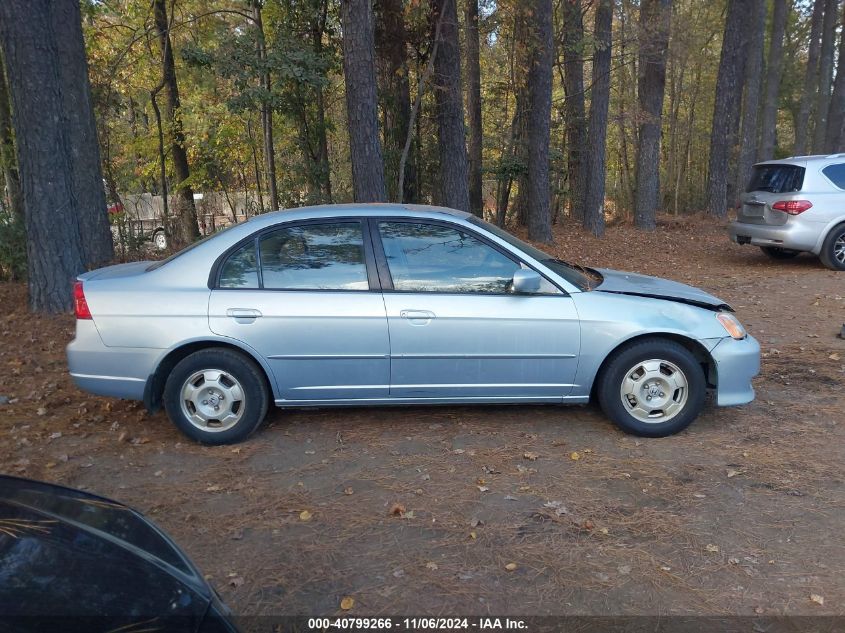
[746,164,804,193]
[822,163,845,189]
[259,222,369,290]
[378,221,520,293]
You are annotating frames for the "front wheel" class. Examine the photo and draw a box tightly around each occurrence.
[760,246,800,260]
[163,348,270,444]
[596,338,706,438]
[819,224,845,271]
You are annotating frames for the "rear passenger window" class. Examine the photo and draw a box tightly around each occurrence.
[219,241,259,289]
[822,163,845,189]
[258,222,369,291]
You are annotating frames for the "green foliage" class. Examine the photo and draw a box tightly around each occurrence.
[0,211,26,281]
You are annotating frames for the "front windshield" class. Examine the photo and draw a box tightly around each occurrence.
[467,216,596,291]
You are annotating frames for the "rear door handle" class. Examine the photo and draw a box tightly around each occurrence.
[226,308,263,320]
[400,309,435,325]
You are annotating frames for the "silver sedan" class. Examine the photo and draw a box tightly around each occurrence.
[67,204,760,444]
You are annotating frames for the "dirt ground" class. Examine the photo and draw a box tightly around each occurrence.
[1,216,844,617]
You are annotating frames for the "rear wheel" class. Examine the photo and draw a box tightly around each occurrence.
[163,348,269,444]
[597,338,706,438]
[819,224,845,271]
[760,246,800,260]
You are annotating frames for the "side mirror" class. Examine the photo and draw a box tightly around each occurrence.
[512,269,541,294]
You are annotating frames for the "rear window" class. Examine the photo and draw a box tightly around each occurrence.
[822,163,845,189]
[746,164,805,193]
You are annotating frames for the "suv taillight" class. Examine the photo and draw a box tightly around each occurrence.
[772,200,813,215]
[73,281,92,320]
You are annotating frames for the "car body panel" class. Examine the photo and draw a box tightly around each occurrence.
[67,204,760,420]
[0,476,237,631]
[729,155,845,253]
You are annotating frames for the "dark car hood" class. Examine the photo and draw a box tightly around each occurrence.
[0,476,212,620]
[594,268,732,311]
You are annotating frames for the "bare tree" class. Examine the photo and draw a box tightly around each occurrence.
[465,0,484,217]
[583,0,613,236]
[634,0,672,231]
[341,0,387,202]
[735,0,766,202]
[561,0,587,221]
[433,0,470,211]
[251,0,279,210]
[795,0,824,155]
[706,0,751,218]
[0,51,22,222]
[825,0,845,151]
[813,0,840,152]
[758,0,787,161]
[526,0,554,242]
[152,0,199,245]
[0,0,113,311]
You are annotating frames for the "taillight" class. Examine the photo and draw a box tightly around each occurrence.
[73,281,92,320]
[772,200,813,215]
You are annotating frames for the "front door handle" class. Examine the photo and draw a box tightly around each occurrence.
[400,309,435,325]
[226,308,263,320]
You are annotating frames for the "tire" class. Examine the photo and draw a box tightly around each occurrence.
[163,348,270,445]
[819,224,845,271]
[760,246,800,260]
[153,230,168,251]
[596,338,706,438]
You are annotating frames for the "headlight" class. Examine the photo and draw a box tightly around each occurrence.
[716,312,746,339]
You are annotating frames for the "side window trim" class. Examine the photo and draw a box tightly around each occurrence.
[371,217,565,296]
[210,218,381,292]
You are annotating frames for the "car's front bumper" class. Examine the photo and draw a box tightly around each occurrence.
[710,334,760,406]
[728,220,823,253]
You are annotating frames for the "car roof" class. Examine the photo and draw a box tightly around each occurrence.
[246,203,472,228]
[755,154,845,167]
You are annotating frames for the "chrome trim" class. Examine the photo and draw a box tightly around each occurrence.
[266,354,389,360]
[70,373,145,383]
[391,353,577,360]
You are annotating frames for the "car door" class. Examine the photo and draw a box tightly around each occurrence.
[373,219,581,400]
[208,219,390,401]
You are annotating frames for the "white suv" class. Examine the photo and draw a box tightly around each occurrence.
[729,155,845,270]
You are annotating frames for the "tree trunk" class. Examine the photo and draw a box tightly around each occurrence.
[706,0,751,218]
[758,0,786,161]
[795,0,824,155]
[0,0,90,312]
[465,0,483,217]
[312,1,333,203]
[561,0,587,222]
[375,0,416,203]
[525,0,553,242]
[432,0,470,212]
[152,0,198,245]
[634,0,671,231]
[341,0,387,202]
[252,0,279,210]
[734,0,766,205]
[826,1,845,151]
[0,51,23,222]
[583,0,613,237]
[813,0,839,153]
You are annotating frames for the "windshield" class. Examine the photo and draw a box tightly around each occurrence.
[746,164,804,193]
[467,216,595,290]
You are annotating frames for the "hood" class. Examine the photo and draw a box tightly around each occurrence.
[594,268,732,311]
[0,477,209,599]
[77,260,153,282]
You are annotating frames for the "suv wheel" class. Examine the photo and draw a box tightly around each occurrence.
[597,338,706,438]
[819,224,845,271]
[760,246,800,260]
[163,348,270,444]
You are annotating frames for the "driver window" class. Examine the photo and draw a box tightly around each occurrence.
[377,221,520,293]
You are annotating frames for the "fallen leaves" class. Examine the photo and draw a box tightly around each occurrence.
[810,594,825,606]
[340,596,355,610]
[523,451,539,461]
[705,544,720,553]
[388,503,405,516]
[570,451,581,461]
[425,561,438,570]
[504,562,517,571]
[299,510,313,521]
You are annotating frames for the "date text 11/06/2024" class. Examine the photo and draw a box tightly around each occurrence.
[306,618,528,630]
